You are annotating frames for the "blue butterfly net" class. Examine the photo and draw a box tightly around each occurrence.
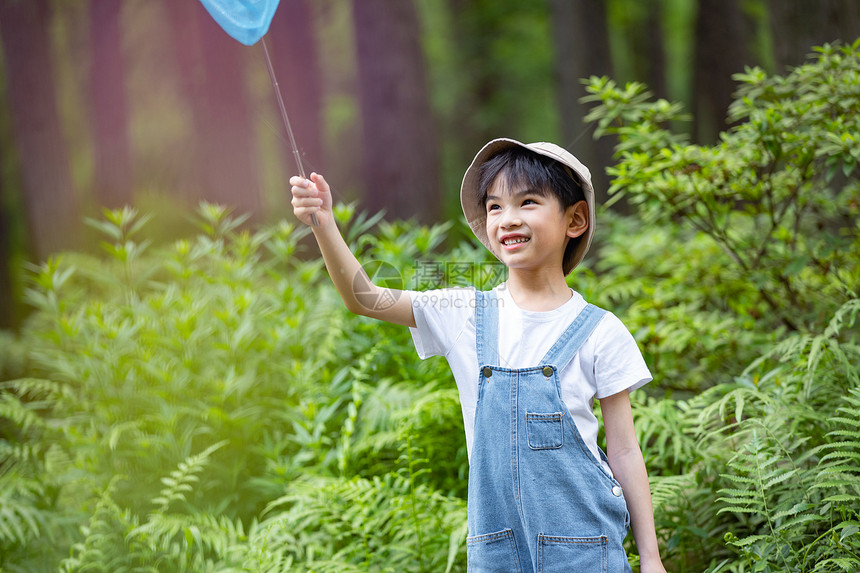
[198,0,280,46]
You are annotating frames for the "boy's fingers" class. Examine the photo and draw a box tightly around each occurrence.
[291,176,319,196]
[310,172,330,194]
[289,173,328,226]
[289,175,315,192]
[290,173,330,199]
[291,194,323,208]
[291,185,317,198]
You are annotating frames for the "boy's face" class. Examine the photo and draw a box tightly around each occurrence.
[484,176,588,275]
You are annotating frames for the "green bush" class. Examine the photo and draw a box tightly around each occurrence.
[580,40,860,391]
[0,204,469,572]
[579,40,860,571]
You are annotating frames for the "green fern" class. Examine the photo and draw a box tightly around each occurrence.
[648,470,725,557]
[0,385,50,435]
[0,469,51,548]
[716,414,860,573]
[632,393,700,474]
[813,388,860,500]
[59,479,156,573]
[718,429,814,570]
[60,444,242,573]
[803,388,860,571]
[260,467,467,573]
[129,511,246,567]
[150,441,227,514]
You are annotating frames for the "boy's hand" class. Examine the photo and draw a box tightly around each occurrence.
[290,172,332,227]
[640,557,668,573]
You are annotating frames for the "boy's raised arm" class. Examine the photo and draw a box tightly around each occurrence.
[290,173,416,328]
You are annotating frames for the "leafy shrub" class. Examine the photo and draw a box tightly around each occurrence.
[580,41,860,571]
[0,203,468,571]
[581,40,860,389]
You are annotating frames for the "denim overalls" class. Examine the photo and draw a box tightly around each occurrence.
[466,290,632,573]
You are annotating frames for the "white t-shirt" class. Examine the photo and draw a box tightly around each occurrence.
[408,283,651,471]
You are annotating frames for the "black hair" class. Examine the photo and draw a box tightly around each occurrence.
[477,146,585,209]
[477,146,587,269]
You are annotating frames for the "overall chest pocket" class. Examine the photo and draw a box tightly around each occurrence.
[526,412,564,450]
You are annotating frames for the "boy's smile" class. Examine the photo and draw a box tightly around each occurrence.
[485,181,586,274]
[499,232,530,250]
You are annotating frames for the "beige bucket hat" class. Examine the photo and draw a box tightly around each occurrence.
[460,138,596,275]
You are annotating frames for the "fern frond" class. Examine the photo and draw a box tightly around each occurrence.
[0,472,49,545]
[821,298,860,341]
[260,472,466,571]
[819,447,860,462]
[828,415,860,429]
[58,480,155,573]
[128,511,245,558]
[812,388,860,512]
[762,467,800,490]
[696,381,774,442]
[633,395,700,473]
[716,505,764,516]
[771,502,816,522]
[812,558,860,572]
[0,393,45,434]
[0,440,44,466]
[150,440,227,514]
[0,378,70,400]
[726,533,770,548]
[715,428,825,568]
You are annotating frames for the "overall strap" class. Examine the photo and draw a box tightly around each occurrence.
[475,290,498,367]
[539,304,607,372]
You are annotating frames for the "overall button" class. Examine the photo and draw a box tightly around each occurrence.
[542,366,553,377]
[482,367,493,378]
[612,485,623,497]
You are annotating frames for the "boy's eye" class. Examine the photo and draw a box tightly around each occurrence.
[522,198,536,206]
[486,203,500,212]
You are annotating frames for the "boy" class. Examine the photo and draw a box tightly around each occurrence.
[290,138,666,572]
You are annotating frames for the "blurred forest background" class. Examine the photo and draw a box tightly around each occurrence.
[1,0,859,326]
[1,1,860,572]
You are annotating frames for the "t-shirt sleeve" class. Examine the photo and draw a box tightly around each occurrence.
[592,312,652,398]
[407,288,476,359]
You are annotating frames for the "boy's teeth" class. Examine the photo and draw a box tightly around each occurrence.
[503,237,528,245]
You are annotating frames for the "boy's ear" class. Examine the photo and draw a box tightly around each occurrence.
[566,200,589,239]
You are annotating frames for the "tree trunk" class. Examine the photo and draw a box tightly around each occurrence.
[163,0,206,203]
[613,0,669,100]
[769,0,860,68]
[693,0,751,143]
[269,0,325,177]
[0,22,14,327]
[645,1,668,100]
[550,0,615,204]
[0,0,80,259]
[195,2,261,217]
[90,0,133,208]
[352,0,440,221]
[0,170,12,328]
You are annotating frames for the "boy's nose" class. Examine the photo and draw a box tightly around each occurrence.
[500,212,522,229]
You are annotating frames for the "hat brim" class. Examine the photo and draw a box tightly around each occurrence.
[460,138,596,275]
